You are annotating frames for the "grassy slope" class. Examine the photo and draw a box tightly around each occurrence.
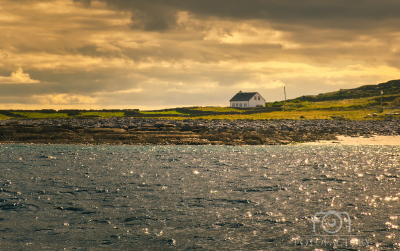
[145,108,399,121]
[14,112,69,119]
[141,110,189,115]
[1,80,399,121]
[0,114,10,120]
[2,104,399,121]
[79,112,125,117]
[294,79,400,102]
[192,107,246,113]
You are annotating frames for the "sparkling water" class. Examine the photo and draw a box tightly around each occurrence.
[0,144,399,250]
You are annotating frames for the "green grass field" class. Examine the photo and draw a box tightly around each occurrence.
[282,98,372,110]
[1,93,399,121]
[138,95,399,120]
[191,107,246,113]
[1,79,398,121]
[79,112,125,117]
[13,112,69,119]
[0,114,11,120]
[141,110,189,115]
[1,107,398,121]
[143,108,398,121]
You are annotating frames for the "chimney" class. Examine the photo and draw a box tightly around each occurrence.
[239,90,242,93]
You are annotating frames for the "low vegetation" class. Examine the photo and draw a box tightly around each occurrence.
[291,79,400,102]
[192,107,246,113]
[134,108,399,121]
[141,110,189,115]
[1,80,399,121]
[1,106,398,121]
[0,114,10,120]
[13,112,69,119]
[79,112,125,118]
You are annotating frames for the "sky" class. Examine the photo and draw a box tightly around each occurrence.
[1,0,400,110]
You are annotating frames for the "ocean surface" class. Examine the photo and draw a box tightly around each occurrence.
[0,144,399,250]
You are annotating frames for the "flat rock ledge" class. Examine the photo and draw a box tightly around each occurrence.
[0,118,399,145]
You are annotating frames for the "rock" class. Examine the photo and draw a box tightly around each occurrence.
[244,139,261,145]
[0,118,398,145]
[84,128,127,134]
[210,141,224,145]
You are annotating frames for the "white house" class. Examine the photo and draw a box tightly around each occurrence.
[229,91,266,108]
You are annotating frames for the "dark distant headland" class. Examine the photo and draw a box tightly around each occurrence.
[0,79,400,145]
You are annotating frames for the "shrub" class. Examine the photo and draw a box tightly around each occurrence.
[392,97,400,106]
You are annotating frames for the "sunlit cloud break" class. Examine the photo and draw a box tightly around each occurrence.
[0,68,40,84]
[0,0,399,109]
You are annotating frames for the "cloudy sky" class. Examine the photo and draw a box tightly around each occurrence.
[1,0,400,110]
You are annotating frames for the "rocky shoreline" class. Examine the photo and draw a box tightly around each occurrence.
[0,118,399,145]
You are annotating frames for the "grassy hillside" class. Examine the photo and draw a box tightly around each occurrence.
[278,95,400,110]
[265,79,400,110]
[1,106,398,121]
[1,80,399,121]
[296,79,400,102]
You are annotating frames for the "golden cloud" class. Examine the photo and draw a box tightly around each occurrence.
[0,68,40,84]
[0,0,399,109]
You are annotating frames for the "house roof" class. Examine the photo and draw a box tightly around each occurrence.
[230,92,258,101]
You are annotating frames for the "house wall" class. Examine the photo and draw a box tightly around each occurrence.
[230,101,249,107]
[248,93,266,107]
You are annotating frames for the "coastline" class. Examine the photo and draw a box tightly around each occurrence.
[0,118,399,145]
[301,135,400,145]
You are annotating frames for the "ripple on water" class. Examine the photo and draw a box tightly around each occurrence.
[0,144,399,250]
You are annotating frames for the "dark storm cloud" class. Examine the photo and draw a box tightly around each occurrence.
[1,0,399,109]
[73,0,92,7]
[0,68,142,98]
[76,0,400,31]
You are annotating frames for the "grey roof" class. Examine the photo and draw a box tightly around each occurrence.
[230,92,258,101]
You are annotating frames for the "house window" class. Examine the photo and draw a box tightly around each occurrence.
[258,96,260,100]
[239,103,242,107]
[244,103,247,107]
[254,96,257,100]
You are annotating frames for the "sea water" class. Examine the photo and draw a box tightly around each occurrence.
[0,144,399,250]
